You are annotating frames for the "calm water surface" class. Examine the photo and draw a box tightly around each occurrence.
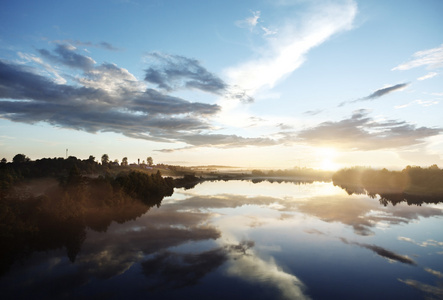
[2,180,443,299]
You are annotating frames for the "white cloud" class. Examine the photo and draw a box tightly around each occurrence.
[226,1,357,95]
[417,71,438,81]
[261,26,278,36]
[17,52,67,84]
[78,62,145,95]
[236,10,261,30]
[392,43,443,71]
[394,99,439,109]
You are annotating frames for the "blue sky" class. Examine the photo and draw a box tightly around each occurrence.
[1,0,442,169]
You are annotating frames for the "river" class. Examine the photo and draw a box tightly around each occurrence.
[1,180,442,299]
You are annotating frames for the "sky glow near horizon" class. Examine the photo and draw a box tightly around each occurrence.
[1,0,443,169]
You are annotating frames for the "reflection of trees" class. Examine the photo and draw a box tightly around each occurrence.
[332,166,443,206]
[0,171,174,277]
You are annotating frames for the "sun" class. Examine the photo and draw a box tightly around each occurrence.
[317,147,340,171]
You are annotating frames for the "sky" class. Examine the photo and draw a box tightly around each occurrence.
[1,0,443,170]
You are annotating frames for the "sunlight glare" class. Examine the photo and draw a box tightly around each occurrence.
[317,147,340,171]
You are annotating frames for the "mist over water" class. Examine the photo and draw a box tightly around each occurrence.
[1,180,442,299]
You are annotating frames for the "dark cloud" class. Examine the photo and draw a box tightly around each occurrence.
[144,52,228,94]
[0,59,231,145]
[339,83,409,106]
[144,52,254,103]
[303,109,324,116]
[39,44,96,71]
[133,89,219,115]
[363,83,409,100]
[1,46,269,149]
[298,109,440,150]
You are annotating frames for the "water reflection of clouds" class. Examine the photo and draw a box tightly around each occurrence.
[397,265,443,298]
[296,195,443,236]
[225,252,311,300]
[398,278,443,298]
[141,248,228,290]
[398,236,443,248]
[5,180,442,299]
[172,181,443,238]
[178,180,344,201]
[340,237,416,265]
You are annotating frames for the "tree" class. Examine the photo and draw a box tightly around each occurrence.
[147,157,153,167]
[114,159,119,165]
[13,154,30,163]
[88,155,95,163]
[121,157,128,166]
[1,158,6,164]
[101,154,109,165]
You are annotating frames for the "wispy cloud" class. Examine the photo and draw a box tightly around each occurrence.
[362,83,409,100]
[303,109,325,116]
[261,26,278,37]
[339,83,409,106]
[297,109,441,151]
[53,39,121,51]
[418,71,438,81]
[395,99,439,109]
[392,43,443,71]
[226,1,357,96]
[235,10,261,30]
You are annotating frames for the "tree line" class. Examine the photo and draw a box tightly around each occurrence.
[0,159,175,275]
[332,165,443,205]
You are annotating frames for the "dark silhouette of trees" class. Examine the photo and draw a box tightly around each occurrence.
[0,163,178,276]
[147,156,153,167]
[12,154,29,163]
[332,165,443,205]
[101,154,109,165]
[121,157,128,166]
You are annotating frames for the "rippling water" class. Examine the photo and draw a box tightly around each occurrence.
[1,180,443,299]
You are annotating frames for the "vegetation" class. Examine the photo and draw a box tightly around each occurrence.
[0,156,176,276]
[332,165,443,205]
[250,167,333,182]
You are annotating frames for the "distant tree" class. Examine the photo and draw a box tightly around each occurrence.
[114,159,119,165]
[122,157,128,166]
[13,154,30,163]
[88,155,95,163]
[147,157,153,167]
[1,158,6,164]
[101,154,109,165]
